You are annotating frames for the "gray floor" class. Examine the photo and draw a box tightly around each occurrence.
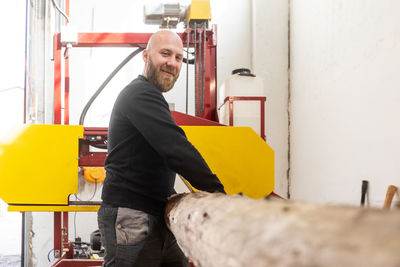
[0,212,21,267]
[0,255,20,267]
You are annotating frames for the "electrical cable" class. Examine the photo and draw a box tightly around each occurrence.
[24,2,35,122]
[198,26,202,113]
[194,23,197,114]
[183,48,195,54]
[47,248,54,262]
[79,47,145,125]
[22,1,29,262]
[74,179,98,202]
[25,54,36,119]
[0,86,24,93]
[74,211,77,240]
[73,179,98,240]
[51,0,70,23]
[183,58,195,64]
[186,30,189,114]
[202,24,206,113]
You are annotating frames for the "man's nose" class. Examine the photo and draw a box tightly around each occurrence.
[166,56,179,68]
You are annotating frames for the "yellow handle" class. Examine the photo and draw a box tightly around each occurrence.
[383,185,398,209]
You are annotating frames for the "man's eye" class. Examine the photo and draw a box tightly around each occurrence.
[176,56,182,62]
[161,51,169,56]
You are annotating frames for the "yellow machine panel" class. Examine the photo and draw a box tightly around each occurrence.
[187,0,211,22]
[0,124,83,206]
[7,205,99,212]
[0,124,274,211]
[181,126,275,198]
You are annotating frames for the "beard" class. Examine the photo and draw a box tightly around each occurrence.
[145,57,179,93]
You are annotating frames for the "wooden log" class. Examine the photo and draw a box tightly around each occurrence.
[165,192,400,267]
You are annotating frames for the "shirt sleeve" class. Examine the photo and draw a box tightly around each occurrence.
[121,84,225,194]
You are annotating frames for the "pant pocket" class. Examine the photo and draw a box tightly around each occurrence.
[115,207,149,245]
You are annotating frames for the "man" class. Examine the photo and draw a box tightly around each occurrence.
[98,30,225,267]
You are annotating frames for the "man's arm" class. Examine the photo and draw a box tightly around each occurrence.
[122,84,225,193]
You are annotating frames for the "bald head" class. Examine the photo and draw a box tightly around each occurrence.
[142,30,184,92]
[146,30,183,52]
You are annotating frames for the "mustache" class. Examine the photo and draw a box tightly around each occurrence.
[160,66,177,76]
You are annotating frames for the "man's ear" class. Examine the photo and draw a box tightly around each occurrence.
[142,49,148,63]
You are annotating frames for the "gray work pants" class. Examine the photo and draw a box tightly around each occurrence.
[97,204,190,267]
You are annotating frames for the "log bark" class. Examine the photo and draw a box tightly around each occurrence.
[165,192,400,267]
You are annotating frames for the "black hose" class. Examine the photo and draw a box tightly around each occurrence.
[79,47,145,125]
[183,57,195,64]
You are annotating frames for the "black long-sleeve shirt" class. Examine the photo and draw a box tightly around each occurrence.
[101,75,225,216]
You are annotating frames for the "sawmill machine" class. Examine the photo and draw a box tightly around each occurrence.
[0,0,275,266]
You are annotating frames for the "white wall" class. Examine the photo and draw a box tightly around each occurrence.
[212,0,289,197]
[290,0,400,206]
[0,0,25,261]
[252,0,289,197]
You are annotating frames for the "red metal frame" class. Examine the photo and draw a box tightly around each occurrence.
[53,259,103,267]
[52,243,75,266]
[54,34,62,124]
[53,30,218,126]
[62,212,69,247]
[171,111,223,126]
[268,191,285,199]
[185,26,218,121]
[54,213,62,258]
[219,96,267,141]
[79,127,108,167]
[53,3,71,258]
[65,53,70,124]
[53,211,71,258]
[64,0,70,125]
[202,29,217,121]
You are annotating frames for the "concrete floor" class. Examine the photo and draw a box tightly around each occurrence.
[0,209,21,267]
